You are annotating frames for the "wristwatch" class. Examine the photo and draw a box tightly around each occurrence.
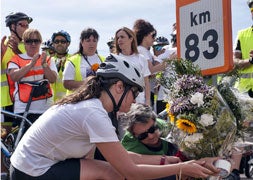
[42,63,48,68]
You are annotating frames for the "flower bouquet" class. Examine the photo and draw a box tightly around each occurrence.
[158,59,243,170]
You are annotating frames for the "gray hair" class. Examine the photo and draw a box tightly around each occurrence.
[119,103,157,135]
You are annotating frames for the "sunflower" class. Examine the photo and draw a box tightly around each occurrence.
[176,119,197,134]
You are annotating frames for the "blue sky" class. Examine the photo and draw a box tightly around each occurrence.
[1,0,252,57]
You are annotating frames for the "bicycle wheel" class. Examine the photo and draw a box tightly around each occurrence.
[245,154,253,178]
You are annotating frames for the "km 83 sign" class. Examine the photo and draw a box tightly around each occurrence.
[176,0,233,75]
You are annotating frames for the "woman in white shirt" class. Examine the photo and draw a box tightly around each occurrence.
[63,28,104,95]
[115,27,151,105]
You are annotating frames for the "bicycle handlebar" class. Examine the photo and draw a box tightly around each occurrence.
[1,110,32,126]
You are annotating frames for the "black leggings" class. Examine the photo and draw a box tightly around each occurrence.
[10,159,80,180]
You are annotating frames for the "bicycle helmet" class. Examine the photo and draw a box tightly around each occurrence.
[51,30,71,43]
[107,37,115,48]
[41,39,55,51]
[97,54,144,92]
[5,12,33,27]
[248,0,253,8]
[153,36,169,46]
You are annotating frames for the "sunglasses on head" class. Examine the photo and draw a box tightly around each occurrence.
[136,124,158,141]
[25,39,41,45]
[130,87,139,99]
[17,23,29,28]
[54,40,67,44]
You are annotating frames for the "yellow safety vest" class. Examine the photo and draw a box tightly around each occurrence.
[66,54,105,95]
[50,54,70,102]
[1,38,25,107]
[235,27,253,92]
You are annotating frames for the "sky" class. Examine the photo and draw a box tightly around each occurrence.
[1,0,252,57]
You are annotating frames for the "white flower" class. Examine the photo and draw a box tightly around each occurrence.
[184,133,204,147]
[190,92,204,107]
[200,114,214,127]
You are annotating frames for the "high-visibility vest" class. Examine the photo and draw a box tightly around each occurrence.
[235,27,253,92]
[8,55,53,103]
[1,39,25,107]
[50,54,70,102]
[66,54,105,95]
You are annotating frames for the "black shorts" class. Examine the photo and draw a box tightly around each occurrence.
[10,158,80,180]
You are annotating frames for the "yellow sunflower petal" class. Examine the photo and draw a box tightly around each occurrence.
[176,119,197,134]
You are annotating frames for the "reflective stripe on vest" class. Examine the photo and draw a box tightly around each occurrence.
[8,54,53,103]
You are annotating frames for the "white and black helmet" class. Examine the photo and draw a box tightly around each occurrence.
[97,54,144,92]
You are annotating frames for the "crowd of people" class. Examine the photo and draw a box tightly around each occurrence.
[1,0,252,179]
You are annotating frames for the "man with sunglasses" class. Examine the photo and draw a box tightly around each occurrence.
[50,30,71,102]
[233,0,253,97]
[1,12,32,122]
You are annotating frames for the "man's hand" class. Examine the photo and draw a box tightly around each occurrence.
[8,33,22,55]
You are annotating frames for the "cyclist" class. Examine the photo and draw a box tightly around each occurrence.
[1,12,32,122]
[10,54,220,180]
[41,39,55,57]
[50,30,71,102]
[7,28,57,129]
[107,36,115,53]
[233,0,253,97]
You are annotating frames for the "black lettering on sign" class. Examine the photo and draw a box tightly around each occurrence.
[191,11,211,27]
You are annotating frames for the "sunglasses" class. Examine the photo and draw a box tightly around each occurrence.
[130,88,139,99]
[24,39,41,45]
[154,45,163,51]
[54,40,67,44]
[17,23,29,28]
[150,32,157,39]
[136,124,158,141]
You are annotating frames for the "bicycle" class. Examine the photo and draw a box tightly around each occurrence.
[1,79,51,180]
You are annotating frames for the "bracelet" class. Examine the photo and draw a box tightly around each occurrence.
[249,57,253,64]
[160,155,166,165]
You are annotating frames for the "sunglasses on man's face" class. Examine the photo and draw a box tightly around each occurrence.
[154,45,163,51]
[17,23,29,28]
[54,40,67,44]
[136,124,158,141]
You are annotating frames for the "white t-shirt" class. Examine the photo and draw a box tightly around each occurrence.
[137,46,158,93]
[8,53,57,114]
[10,98,119,176]
[63,54,102,81]
[119,53,151,104]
